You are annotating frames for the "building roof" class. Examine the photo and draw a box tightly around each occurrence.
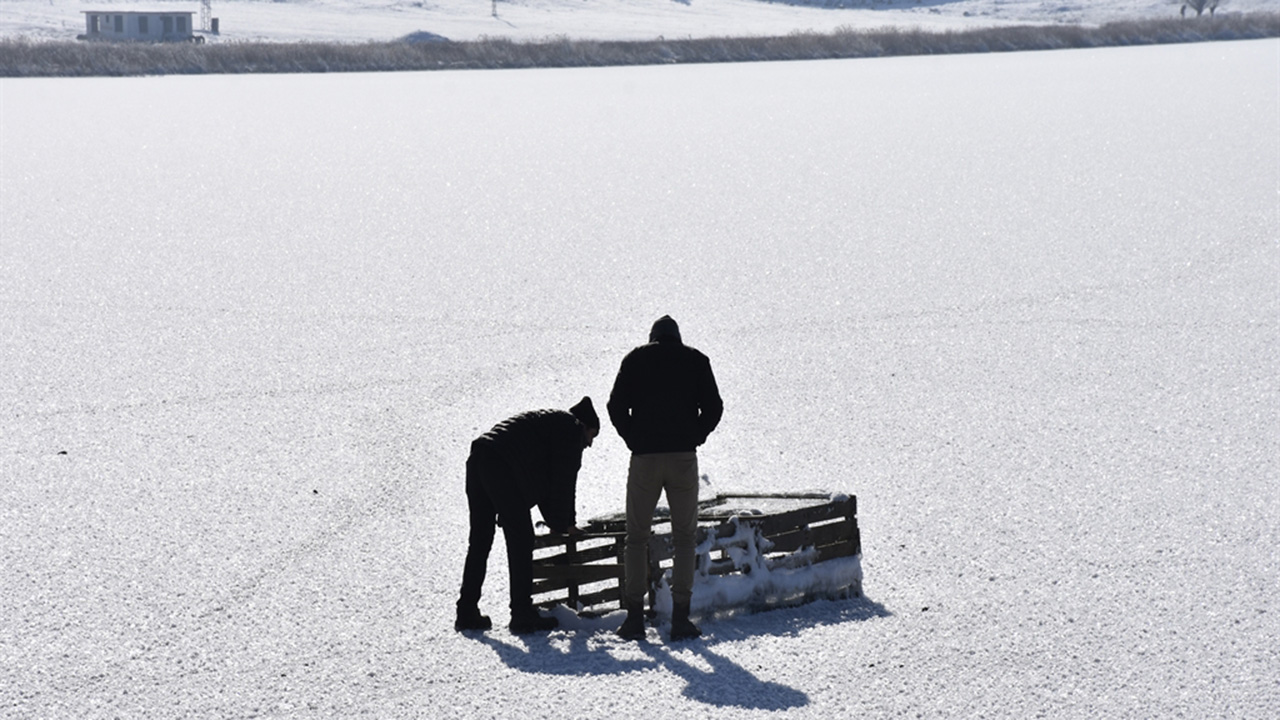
[81,7,195,15]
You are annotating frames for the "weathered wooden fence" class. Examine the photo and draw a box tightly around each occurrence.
[532,492,860,614]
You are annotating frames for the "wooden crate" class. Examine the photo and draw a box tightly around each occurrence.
[532,492,860,613]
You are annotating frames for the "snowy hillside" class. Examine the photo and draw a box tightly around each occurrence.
[3,0,1279,43]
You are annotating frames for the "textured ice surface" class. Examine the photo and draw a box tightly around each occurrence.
[2,38,1277,719]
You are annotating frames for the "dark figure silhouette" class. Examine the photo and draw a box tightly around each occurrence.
[609,316,723,642]
[457,397,599,634]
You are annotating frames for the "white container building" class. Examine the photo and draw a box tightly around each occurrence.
[80,8,199,42]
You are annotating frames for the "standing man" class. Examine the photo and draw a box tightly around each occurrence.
[456,397,600,634]
[608,316,723,641]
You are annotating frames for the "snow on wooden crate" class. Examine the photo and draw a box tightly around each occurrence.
[532,492,861,615]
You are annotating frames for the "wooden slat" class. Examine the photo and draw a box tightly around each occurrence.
[536,585,622,610]
[808,517,855,547]
[531,565,623,583]
[644,504,854,561]
[755,499,855,538]
[714,492,834,500]
[535,541,622,566]
[764,518,855,554]
[706,559,744,576]
[813,539,859,562]
[588,492,854,529]
[532,575,619,597]
[532,576,619,596]
[532,531,624,550]
[585,518,627,533]
[576,585,623,607]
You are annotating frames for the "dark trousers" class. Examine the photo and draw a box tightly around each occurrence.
[458,446,535,614]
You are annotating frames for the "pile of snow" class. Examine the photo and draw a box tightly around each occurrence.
[672,516,863,618]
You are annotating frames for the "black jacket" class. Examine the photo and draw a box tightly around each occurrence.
[607,338,723,454]
[471,409,583,532]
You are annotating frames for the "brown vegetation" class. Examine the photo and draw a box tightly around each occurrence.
[1,12,1277,78]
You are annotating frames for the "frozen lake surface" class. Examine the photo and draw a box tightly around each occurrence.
[2,39,1278,717]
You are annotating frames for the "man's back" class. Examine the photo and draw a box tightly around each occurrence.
[473,409,583,527]
[608,336,723,455]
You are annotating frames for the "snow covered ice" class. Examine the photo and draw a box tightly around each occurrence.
[2,14,1279,720]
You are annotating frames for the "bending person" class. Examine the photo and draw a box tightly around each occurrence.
[456,397,599,634]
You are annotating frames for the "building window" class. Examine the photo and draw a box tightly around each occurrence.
[114,15,123,33]
[138,16,149,34]
[177,17,187,34]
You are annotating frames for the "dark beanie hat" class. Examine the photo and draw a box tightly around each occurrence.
[649,315,682,343]
[570,396,600,429]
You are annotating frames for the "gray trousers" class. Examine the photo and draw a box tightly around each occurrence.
[623,451,699,608]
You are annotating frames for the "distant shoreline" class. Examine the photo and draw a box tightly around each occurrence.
[2,13,1277,78]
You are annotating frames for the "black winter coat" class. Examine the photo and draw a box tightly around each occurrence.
[471,409,584,532]
[607,338,723,454]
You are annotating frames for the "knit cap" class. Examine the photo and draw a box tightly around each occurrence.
[569,396,600,429]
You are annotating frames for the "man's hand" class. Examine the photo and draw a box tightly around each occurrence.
[537,522,586,537]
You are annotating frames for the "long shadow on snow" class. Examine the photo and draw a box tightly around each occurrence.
[476,632,807,711]
[647,642,810,710]
[471,595,889,710]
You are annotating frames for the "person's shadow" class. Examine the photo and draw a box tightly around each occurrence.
[472,595,890,710]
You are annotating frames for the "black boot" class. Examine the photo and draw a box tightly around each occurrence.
[615,602,646,641]
[509,607,558,634]
[455,603,492,632]
[670,600,701,641]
